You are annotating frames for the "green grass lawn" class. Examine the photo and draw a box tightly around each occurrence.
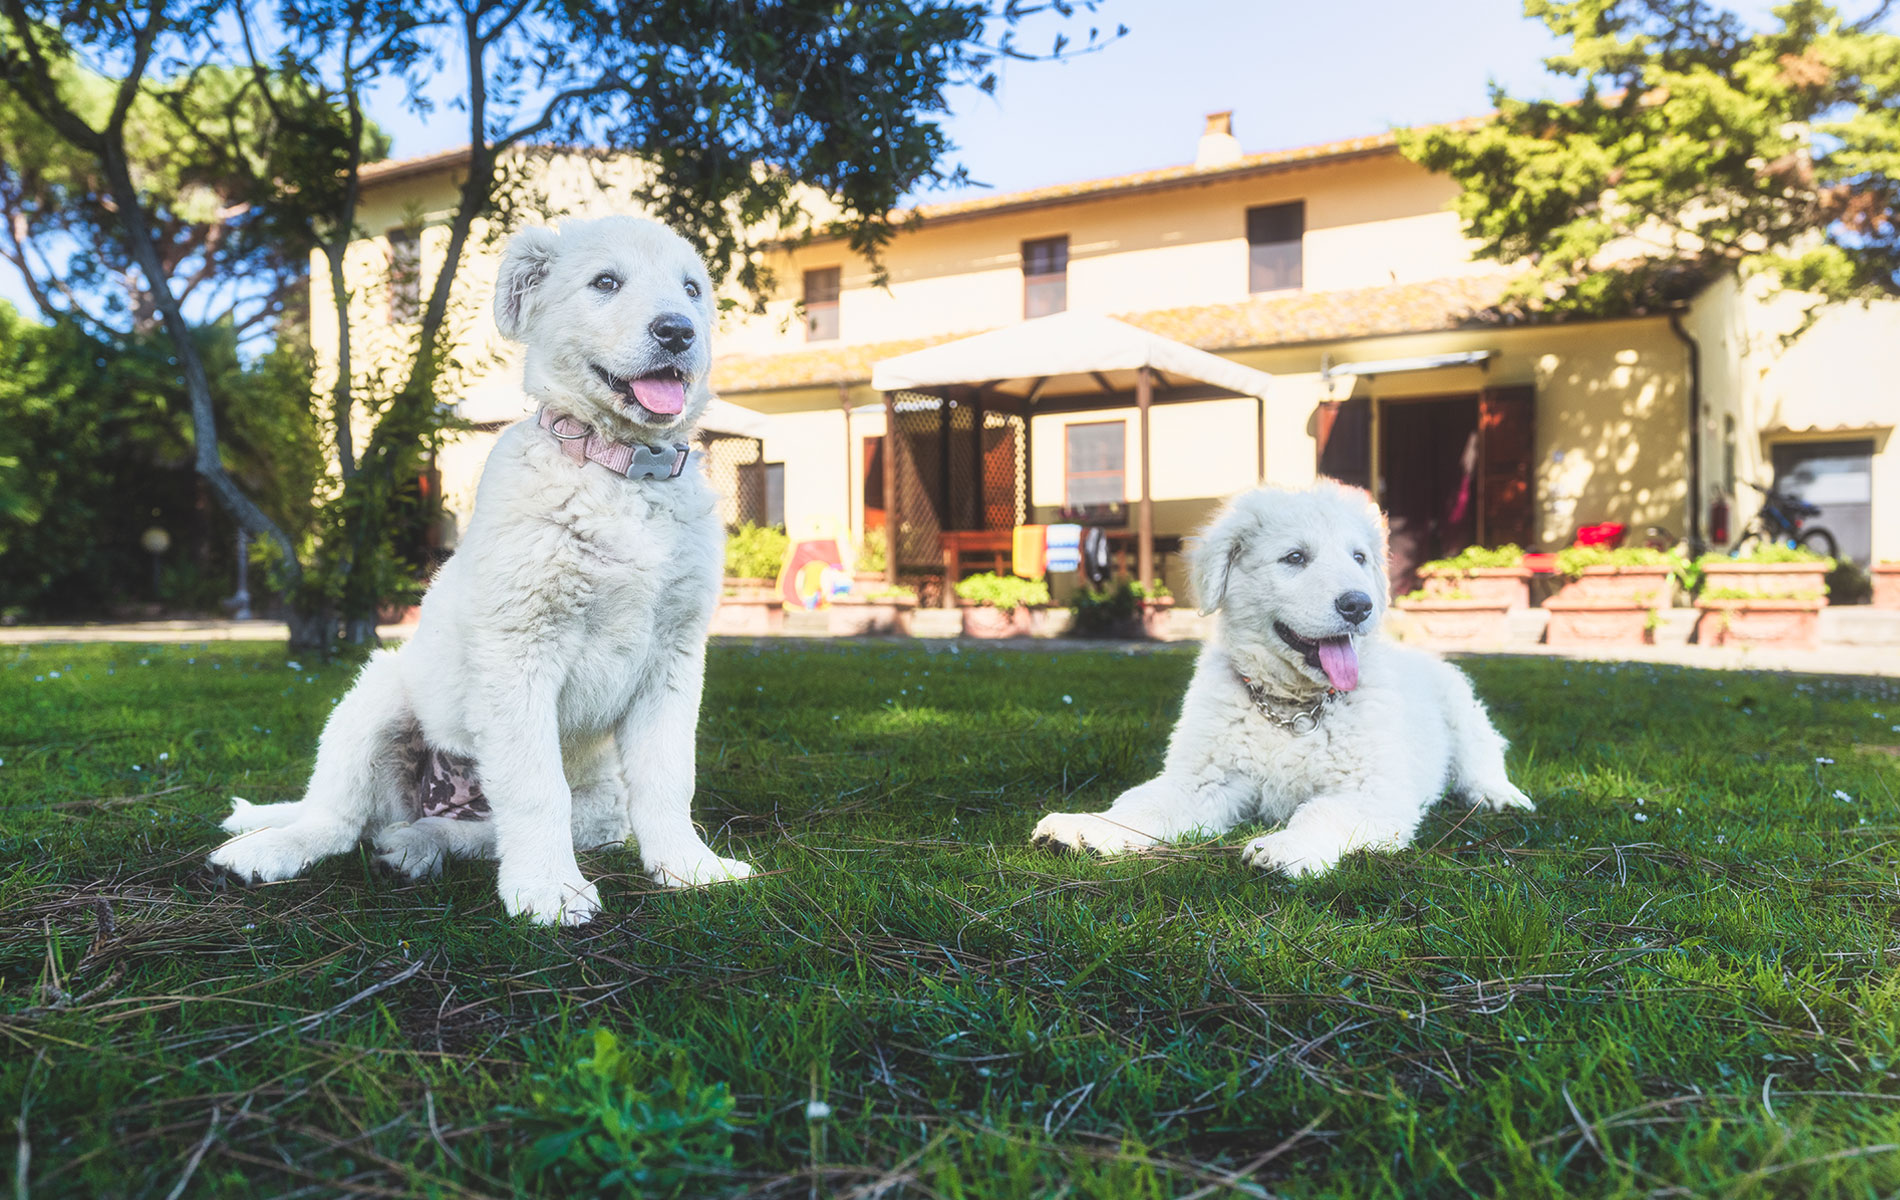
[3,639,1899,1198]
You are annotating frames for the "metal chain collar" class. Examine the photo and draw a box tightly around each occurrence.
[1237,672,1337,736]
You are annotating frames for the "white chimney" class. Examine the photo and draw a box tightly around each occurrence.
[1196,111,1242,168]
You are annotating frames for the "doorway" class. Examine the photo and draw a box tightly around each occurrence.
[1771,439,1875,565]
[1377,395,1481,593]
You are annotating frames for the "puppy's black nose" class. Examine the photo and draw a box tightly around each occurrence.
[649,314,695,353]
[1335,590,1373,625]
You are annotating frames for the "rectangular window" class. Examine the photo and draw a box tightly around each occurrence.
[1022,235,1068,318]
[387,227,421,324]
[763,462,786,529]
[1246,201,1303,293]
[804,267,840,341]
[1064,420,1126,524]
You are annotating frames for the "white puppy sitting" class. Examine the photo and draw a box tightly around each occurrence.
[1033,481,1532,875]
[207,216,751,924]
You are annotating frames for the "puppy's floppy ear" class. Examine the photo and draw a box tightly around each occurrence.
[1189,501,1251,615]
[494,226,559,341]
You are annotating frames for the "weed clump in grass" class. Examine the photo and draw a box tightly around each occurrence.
[510,1030,740,1197]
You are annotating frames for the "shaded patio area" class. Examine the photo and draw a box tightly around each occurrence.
[869,312,1275,603]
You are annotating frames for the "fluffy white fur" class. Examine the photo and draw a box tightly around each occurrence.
[207,215,750,925]
[1032,481,1532,875]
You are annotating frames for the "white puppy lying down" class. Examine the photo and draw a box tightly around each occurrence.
[1033,481,1532,875]
[207,216,750,924]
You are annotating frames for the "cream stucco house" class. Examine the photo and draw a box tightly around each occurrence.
[324,113,1898,601]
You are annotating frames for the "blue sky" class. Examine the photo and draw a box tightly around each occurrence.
[0,0,1827,313]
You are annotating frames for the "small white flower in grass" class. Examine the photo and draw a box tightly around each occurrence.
[1835,789,1853,802]
[158,752,169,762]
[1816,757,1835,765]
[805,1100,832,1121]
[1633,812,1647,823]
[48,671,58,679]
[287,661,302,671]
[1062,694,1073,704]
[132,765,141,772]
[139,658,148,666]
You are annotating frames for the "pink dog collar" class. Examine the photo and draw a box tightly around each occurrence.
[538,408,693,481]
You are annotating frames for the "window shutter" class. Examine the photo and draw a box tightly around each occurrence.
[1478,386,1535,547]
[1315,396,1370,491]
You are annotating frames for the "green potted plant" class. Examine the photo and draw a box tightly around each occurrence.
[1393,545,1525,645]
[1693,546,1833,649]
[954,572,1050,638]
[712,522,790,635]
[828,583,917,636]
[723,522,789,597]
[1542,545,1682,646]
[854,527,889,588]
[1415,545,1531,608]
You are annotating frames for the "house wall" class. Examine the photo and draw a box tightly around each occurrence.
[1226,319,1692,549]
[1689,276,1900,562]
[721,151,1483,356]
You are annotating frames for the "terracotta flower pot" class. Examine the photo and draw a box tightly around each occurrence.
[960,602,1034,639]
[1541,595,1655,646]
[709,597,784,636]
[1553,565,1674,607]
[1392,597,1511,644]
[723,576,777,602]
[1699,560,1830,599]
[1417,566,1532,610]
[1140,598,1175,640]
[1694,597,1825,650]
[1873,563,1900,609]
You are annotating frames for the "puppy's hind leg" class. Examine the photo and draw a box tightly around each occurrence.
[209,650,412,882]
[1442,668,1533,812]
[373,816,497,881]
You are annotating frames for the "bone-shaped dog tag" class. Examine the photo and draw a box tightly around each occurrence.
[627,442,692,480]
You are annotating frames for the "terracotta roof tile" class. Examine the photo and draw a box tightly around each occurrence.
[1119,274,1518,351]
[711,332,970,393]
[893,130,1435,228]
[712,275,1519,394]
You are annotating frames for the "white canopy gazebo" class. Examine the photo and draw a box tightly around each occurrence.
[870,312,1275,599]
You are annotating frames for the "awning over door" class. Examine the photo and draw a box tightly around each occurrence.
[871,311,1274,401]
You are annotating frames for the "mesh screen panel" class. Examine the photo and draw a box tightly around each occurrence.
[887,390,1026,572]
[698,432,767,529]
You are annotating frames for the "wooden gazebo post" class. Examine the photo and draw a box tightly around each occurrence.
[882,391,898,588]
[1136,365,1154,590]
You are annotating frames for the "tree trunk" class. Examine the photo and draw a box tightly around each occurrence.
[286,607,337,656]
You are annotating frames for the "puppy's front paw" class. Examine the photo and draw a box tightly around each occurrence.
[1241,829,1341,878]
[648,856,753,888]
[207,827,323,883]
[501,875,601,926]
[1472,781,1535,812]
[1031,812,1157,857]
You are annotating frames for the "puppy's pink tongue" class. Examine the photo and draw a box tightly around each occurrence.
[1316,637,1359,691]
[629,376,685,415]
